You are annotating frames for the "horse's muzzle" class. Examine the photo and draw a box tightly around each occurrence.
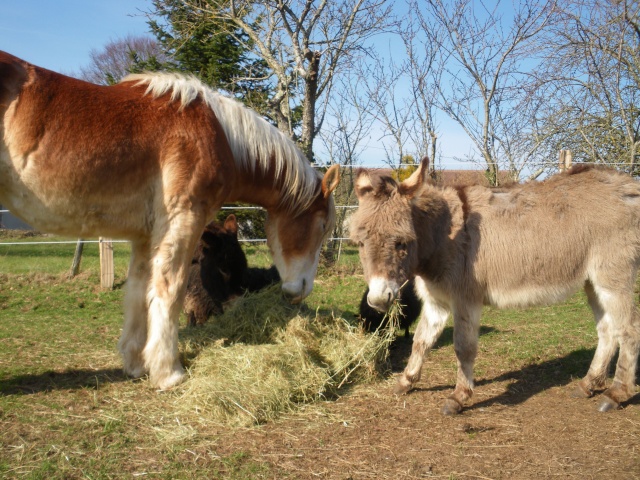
[281,278,309,304]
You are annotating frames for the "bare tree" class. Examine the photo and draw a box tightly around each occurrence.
[532,0,640,171]
[354,12,442,174]
[79,35,168,85]
[411,0,555,185]
[163,0,395,161]
[318,74,375,252]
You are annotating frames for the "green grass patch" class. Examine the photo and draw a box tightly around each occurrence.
[0,232,620,477]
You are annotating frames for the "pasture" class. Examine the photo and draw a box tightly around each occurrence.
[0,231,638,479]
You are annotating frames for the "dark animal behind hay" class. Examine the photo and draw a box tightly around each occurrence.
[184,215,246,326]
[242,265,280,292]
[359,278,421,337]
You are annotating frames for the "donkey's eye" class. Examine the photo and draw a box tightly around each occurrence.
[395,241,407,256]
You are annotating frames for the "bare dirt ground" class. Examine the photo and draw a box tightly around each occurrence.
[211,338,640,479]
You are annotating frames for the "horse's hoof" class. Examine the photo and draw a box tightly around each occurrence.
[571,383,593,398]
[597,397,620,412]
[153,369,186,391]
[441,398,463,415]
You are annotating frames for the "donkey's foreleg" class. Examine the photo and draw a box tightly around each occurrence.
[118,240,152,379]
[395,279,450,395]
[574,282,617,399]
[143,216,204,390]
[442,304,482,415]
[598,293,640,412]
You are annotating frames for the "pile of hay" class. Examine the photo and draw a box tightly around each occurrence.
[177,285,399,426]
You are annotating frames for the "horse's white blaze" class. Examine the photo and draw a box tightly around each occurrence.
[269,231,319,303]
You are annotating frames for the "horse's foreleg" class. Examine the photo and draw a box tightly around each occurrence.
[395,278,450,395]
[143,216,203,390]
[442,303,482,415]
[118,240,152,379]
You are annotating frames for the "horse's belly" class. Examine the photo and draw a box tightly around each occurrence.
[0,170,151,239]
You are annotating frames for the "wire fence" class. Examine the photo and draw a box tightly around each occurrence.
[0,205,357,246]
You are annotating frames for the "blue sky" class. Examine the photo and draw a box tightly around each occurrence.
[0,1,151,75]
[0,0,472,167]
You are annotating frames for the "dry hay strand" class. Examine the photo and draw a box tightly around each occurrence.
[176,285,397,426]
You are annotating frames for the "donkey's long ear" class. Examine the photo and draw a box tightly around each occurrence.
[354,168,375,199]
[400,156,430,195]
[223,214,238,236]
[322,164,340,199]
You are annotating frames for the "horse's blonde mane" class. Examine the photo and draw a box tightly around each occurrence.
[121,72,320,212]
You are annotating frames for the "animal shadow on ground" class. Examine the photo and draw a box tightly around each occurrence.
[0,368,127,395]
[387,325,496,374]
[393,339,640,409]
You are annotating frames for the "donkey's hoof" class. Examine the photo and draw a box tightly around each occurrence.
[597,397,620,412]
[571,383,593,399]
[441,398,463,415]
[393,380,413,395]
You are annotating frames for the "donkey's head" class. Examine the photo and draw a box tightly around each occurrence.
[350,158,430,312]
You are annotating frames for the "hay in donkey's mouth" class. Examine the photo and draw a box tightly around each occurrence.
[177,285,397,426]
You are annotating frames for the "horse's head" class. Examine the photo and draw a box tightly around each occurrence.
[350,158,430,312]
[266,164,340,303]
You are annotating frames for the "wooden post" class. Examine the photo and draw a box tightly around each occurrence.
[99,237,114,289]
[68,239,84,278]
[559,149,573,171]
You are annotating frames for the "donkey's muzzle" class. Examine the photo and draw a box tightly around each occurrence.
[366,278,397,312]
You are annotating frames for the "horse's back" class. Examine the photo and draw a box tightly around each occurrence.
[0,51,230,240]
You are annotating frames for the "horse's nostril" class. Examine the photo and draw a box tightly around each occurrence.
[302,278,307,291]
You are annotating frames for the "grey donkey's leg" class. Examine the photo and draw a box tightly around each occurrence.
[395,278,450,395]
[441,303,482,415]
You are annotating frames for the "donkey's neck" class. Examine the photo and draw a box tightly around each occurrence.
[414,185,468,283]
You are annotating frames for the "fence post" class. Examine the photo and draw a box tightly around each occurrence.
[99,237,114,289]
[68,239,84,278]
[559,150,572,171]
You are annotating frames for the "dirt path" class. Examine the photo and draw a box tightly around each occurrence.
[214,342,640,479]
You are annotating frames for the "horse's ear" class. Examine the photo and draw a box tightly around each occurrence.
[400,156,430,195]
[223,214,238,235]
[322,164,340,199]
[354,168,375,199]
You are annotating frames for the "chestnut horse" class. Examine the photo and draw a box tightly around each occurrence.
[0,51,339,390]
[351,157,640,413]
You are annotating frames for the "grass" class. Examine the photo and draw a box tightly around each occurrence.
[0,231,620,478]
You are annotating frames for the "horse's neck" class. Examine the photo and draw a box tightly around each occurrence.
[225,163,288,210]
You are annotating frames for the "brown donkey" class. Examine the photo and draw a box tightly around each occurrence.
[351,157,640,414]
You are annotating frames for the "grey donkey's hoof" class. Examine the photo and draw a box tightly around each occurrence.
[571,382,593,398]
[597,397,620,412]
[441,398,463,415]
[393,378,413,395]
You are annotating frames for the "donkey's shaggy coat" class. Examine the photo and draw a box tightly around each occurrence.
[351,158,640,413]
